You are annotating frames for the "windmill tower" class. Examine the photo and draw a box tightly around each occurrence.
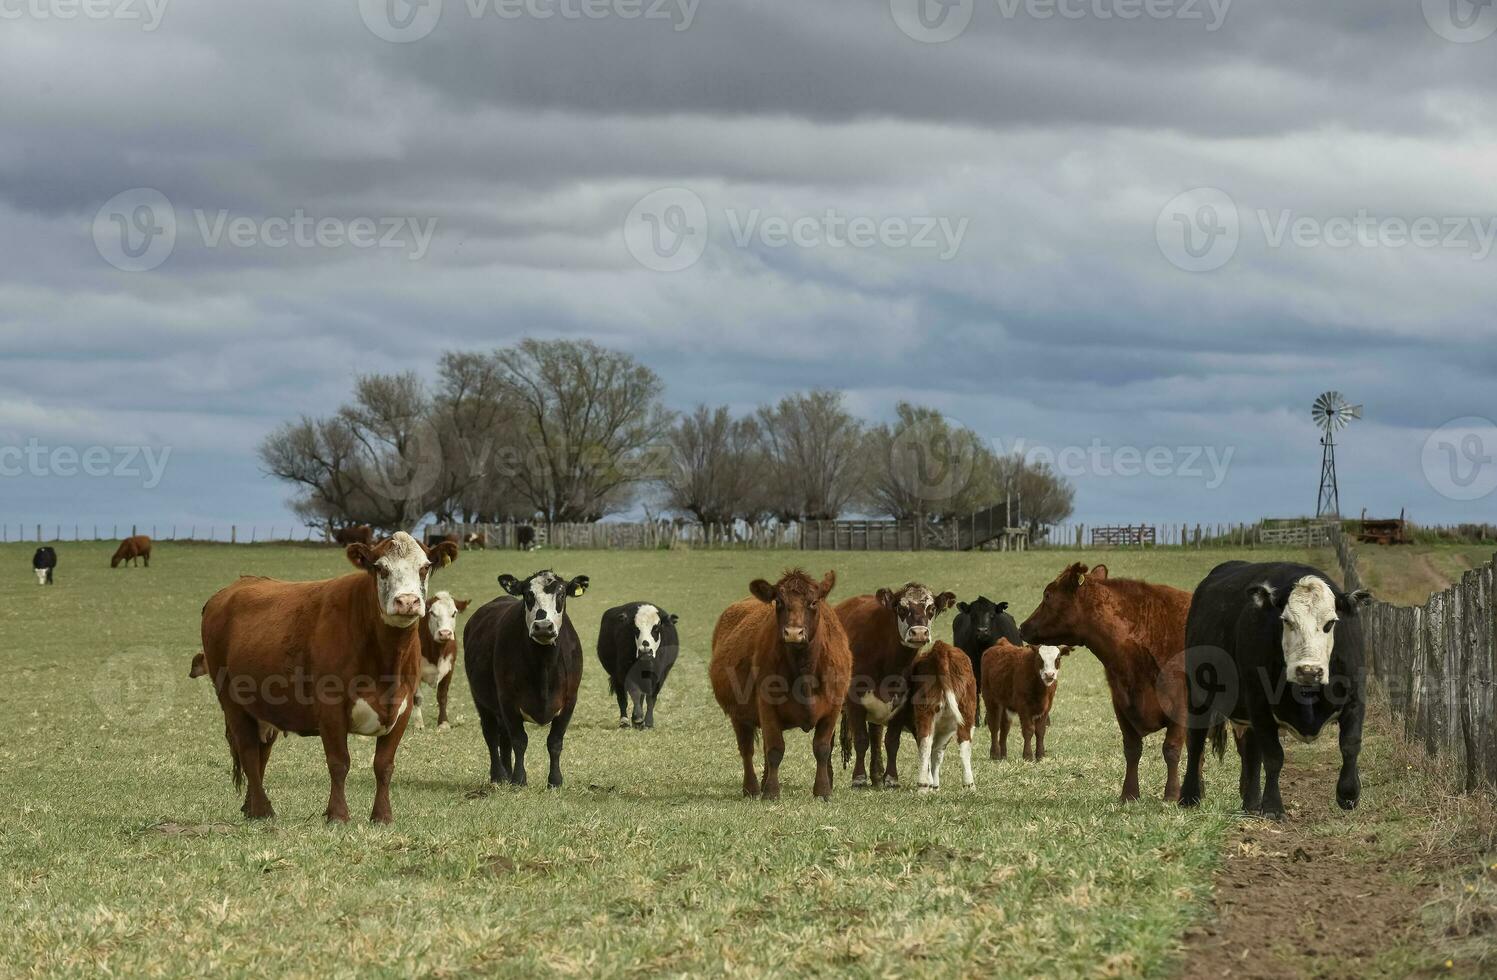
[1313,391,1362,518]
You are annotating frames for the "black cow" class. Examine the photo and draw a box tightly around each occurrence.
[952,596,1021,722]
[463,570,589,788]
[596,602,680,730]
[515,525,537,551]
[1180,561,1372,819]
[32,547,57,586]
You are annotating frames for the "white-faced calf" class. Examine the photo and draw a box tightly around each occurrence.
[596,602,681,729]
[414,591,470,731]
[873,641,978,792]
[981,639,1072,761]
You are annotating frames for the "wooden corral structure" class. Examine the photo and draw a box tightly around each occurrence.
[1356,508,1409,546]
[1090,525,1156,546]
[800,503,1029,552]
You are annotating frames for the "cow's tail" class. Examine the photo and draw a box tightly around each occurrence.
[839,709,851,769]
[227,724,244,792]
[1209,722,1228,761]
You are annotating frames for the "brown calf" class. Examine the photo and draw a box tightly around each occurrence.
[464,531,487,550]
[709,569,852,801]
[111,535,152,568]
[1019,562,1190,802]
[874,641,977,792]
[981,639,1072,761]
[413,591,470,730]
[836,583,955,788]
[199,532,458,823]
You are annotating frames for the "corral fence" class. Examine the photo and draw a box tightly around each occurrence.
[1330,525,1497,792]
[431,520,801,551]
[2,523,325,544]
[1038,519,1333,550]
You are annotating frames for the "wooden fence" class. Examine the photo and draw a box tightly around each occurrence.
[1,523,323,544]
[1330,526,1497,792]
[434,521,800,551]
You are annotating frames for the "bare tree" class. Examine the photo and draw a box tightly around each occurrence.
[661,405,762,526]
[493,339,673,522]
[993,453,1076,537]
[863,403,1000,521]
[756,390,865,521]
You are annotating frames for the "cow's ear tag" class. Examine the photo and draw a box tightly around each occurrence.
[1076,573,1085,587]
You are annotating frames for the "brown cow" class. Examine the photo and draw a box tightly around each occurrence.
[464,531,487,551]
[111,535,152,568]
[1019,562,1190,802]
[199,532,458,823]
[709,569,851,801]
[413,591,470,731]
[981,639,1072,761]
[836,583,956,788]
[871,641,977,792]
[333,525,374,546]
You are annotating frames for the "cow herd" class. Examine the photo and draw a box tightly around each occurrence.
[168,532,1375,825]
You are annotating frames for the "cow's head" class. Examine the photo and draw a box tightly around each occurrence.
[616,603,679,667]
[750,568,836,651]
[498,570,589,645]
[957,596,1012,644]
[1020,562,1106,646]
[1035,644,1073,687]
[347,531,458,628]
[1250,576,1371,686]
[426,591,471,644]
[876,583,956,649]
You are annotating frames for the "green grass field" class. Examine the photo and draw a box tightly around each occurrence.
[0,541,1451,977]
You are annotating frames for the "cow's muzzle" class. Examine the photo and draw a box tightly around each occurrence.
[391,594,423,618]
[903,626,931,647]
[782,627,807,645]
[1293,664,1327,686]
[530,625,559,644]
[435,629,455,643]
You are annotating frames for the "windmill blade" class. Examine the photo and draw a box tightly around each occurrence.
[1342,404,1363,420]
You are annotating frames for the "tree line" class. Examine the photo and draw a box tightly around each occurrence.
[259,339,1075,536]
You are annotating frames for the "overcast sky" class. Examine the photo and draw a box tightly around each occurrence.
[3,0,1496,535]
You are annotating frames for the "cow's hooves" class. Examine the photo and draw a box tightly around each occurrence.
[617,718,630,729]
[437,723,451,733]
[883,778,900,790]
[370,814,392,825]
[851,774,870,788]
[323,813,347,824]
[917,784,936,794]
[632,721,645,731]
[1338,797,1359,811]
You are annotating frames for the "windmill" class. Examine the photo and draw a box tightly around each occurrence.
[1313,391,1362,518]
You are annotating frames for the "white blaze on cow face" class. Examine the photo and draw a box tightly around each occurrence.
[373,532,431,628]
[1275,576,1340,686]
[1037,645,1064,686]
[427,591,459,644]
[633,604,663,659]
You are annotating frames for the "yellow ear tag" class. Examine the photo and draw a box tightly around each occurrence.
[1077,574,1085,587]
[441,554,453,568]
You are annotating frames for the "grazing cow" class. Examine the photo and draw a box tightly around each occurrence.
[869,641,977,792]
[981,639,1072,761]
[111,535,152,568]
[596,602,681,729]
[465,531,487,551]
[333,524,374,546]
[1020,562,1192,802]
[32,547,57,585]
[952,596,1021,719]
[413,591,470,731]
[464,570,590,788]
[1181,561,1371,819]
[709,569,851,800]
[515,525,537,551]
[425,530,460,549]
[836,583,956,788]
[199,532,459,823]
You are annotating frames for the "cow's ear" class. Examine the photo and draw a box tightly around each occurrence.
[456,599,471,612]
[1249,583,1277,609]
[1059,645,1074,658]
[876,588,896,610]
[934,591,957,613]
[956,601,969,614]
[567,575,590,598]
[425,541,458,568]
[1089,564,1109,581]
[818,570,837,599]
[1065,563,1088,589]
[346,543,375,571]
[1337,589,1373,615]
[498,574,524,596]
[996,601,1009,612]
[749,579,776,603]
[667,614,680,626]
[616,609,632,622]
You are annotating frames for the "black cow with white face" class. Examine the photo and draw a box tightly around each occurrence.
[463,569,590,788]
[32,547,57,586]
[951,596,1021,720]
[596,602,681,730]
[1180,560,1372,819]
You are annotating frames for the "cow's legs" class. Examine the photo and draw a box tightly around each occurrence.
[475,703,508,784]
[627,679,647,730]
[643,681,658,730]
[734,720,759,797]
[1238,728,1263,813]
[545,701,575,789]
[370,708,409,823]
[436,674,453,730]
[1020,714,1035,761]
[1161,722,1185,803]
[1255,723,1287,820]
[502,709,530,786]
[1181,720,1209,808]
[412,691,426,730]
[987,699,1001,759]
[882,722,903,788]
[847,704,871,787]
[227,706,275,820]
[614,680,629,728]
[916,716,936,792]
[959,735,975,789]
[759,709,785,802]
[1336,697,1364,811]
[998,706,1011,760]
[318,729,350,823]
[812,712,836,800]
[1119,722,1143,803]
[1035,713,1049,761]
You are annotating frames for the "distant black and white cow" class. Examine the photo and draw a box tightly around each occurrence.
[32,547,57,586]
[596,602,680,730]
[464,569,589,788]
[1180,560,1372,819]
[952,596,1021,721]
